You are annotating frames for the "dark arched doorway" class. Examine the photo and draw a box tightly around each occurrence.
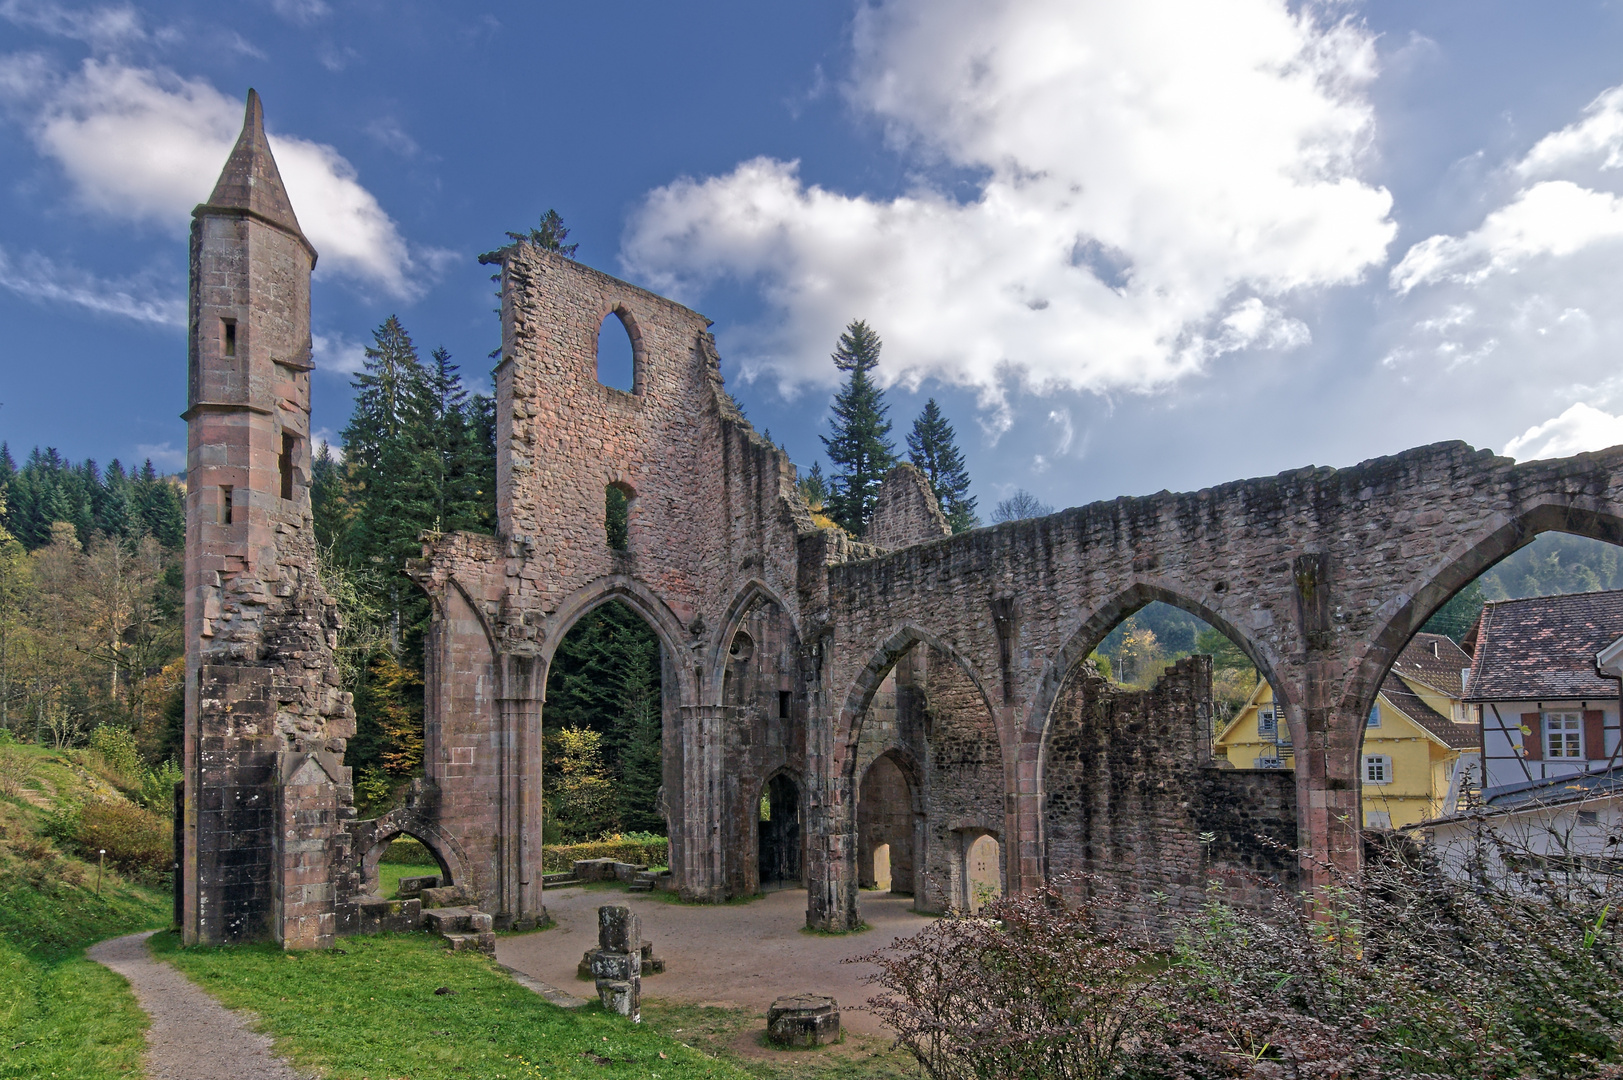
[758,773,801,891]
[857,753,916,896]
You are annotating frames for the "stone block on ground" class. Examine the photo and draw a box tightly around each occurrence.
[395,875,441,899]
[443,931,496,956]
[572,859,619,883]
[420,883,477,908]
[357,896,421,934]
[422,906,491,935]
[767,994,840,1047]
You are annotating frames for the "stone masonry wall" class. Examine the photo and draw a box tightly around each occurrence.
[1042,655,1296,929]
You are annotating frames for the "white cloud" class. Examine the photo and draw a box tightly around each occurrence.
[265,0,328,26]
[0,243,182,325]
[1504,403,1623,460]
[1390,181,1623,294]
[312,331,368,375]
[134,441,184,470]
[0,0,145,50]
[0,57,429,298]
[1384,79,1623,438]
[622,0,1393,406]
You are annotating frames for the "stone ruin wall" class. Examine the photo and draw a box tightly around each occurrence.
[1043,655,1297,927]
[183,99,1623,947]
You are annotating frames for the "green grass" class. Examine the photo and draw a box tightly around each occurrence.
[639,1003,916,1080]
[153,930,758,1079]
[378,861,434,899]
[1,745,172,1080]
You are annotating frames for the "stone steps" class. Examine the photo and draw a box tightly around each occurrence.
[422,905,495,955]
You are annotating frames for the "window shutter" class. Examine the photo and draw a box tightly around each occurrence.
[1585,710,1607,761]
[1523,712,1543,761]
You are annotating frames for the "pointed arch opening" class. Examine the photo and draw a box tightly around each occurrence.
[543,598,666,849]
[596,308,642,393]
[1037,588,1298,916]
[1352,519,1623,841]
[757,771,802,891]
[841,627,1003,915]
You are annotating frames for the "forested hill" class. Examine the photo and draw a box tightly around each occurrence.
[0,444,183,550]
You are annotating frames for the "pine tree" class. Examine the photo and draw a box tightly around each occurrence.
[341,316,437,655]
[507,208,579,257]
[820,320,897,536]
[906,398,978,532]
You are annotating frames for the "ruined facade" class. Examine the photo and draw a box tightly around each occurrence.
[184,93,1623,946]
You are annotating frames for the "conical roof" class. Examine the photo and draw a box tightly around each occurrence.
[202,89,308,245]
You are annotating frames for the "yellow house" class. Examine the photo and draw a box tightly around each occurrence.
[1214,632,1480,828]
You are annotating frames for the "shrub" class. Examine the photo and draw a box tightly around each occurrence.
[542,836,668,873]
[859,846,1623,1080]
[380,838,439,866]
[87,725,141,783]
[66,800,173,878]
[0,746,36,798]
[134,760,182,812]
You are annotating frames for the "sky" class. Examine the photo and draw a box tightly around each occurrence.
[5,0,1623,517]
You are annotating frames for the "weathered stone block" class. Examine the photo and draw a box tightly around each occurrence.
[767,994,840,1047]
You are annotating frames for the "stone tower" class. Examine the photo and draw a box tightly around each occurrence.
[182,90,353,948]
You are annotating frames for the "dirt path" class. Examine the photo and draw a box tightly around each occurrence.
[87,932,309,1080]
[497,886,934,1036]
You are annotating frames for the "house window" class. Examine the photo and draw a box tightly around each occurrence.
[1367,704,1381,728]
[1256,707,1277,739]
[1578,810,1600,827]
[1366,810,1392,829]
[1363,754,1392,784]
[1545,711,1583,758]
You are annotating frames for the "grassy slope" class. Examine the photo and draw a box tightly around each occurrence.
[154,931,757,1080]
[1,743,171,1079]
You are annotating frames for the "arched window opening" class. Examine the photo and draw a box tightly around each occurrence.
[852,638,999,913]
[543,600,665,848]
[964,833,1002,913]
[366,832,451,899]
[1368,531,1623,841]
[596,310,636,392]
[758,773,801,891]
[605,482,632,551]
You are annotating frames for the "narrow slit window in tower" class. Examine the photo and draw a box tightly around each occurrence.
[219,485,234,525]
[778,690,791,719]
[221,318,237,357]
[279,434,297,500]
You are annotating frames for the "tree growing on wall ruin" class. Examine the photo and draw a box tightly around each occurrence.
[907,398,979,532]
[822,319,898,536]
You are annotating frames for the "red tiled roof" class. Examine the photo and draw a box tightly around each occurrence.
[1387,632,1472,697]
[1464,589,1623,702]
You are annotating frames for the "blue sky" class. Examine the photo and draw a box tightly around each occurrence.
[5,0,1623,517]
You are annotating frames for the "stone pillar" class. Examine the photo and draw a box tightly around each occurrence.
[1007,705,1046,895]
[496,654,546,928]
[678,704,726,901]
[592,906,642,1021]
[1290,553,1360,891]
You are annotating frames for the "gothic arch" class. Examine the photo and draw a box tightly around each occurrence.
[542,575,696,703]
[1340,500,1623,726]
[708,579,799,705]
[596,302,648,395]
[1029,577,1289,757]
[354,809,471,895]
[834,622,1000,780]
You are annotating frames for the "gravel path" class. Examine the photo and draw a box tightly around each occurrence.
[87,932,309,1080]
[498,886,934,1036]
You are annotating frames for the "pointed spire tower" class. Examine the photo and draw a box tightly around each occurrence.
[182,91,351,950]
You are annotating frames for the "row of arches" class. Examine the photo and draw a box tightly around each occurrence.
[403,507,1623,922]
